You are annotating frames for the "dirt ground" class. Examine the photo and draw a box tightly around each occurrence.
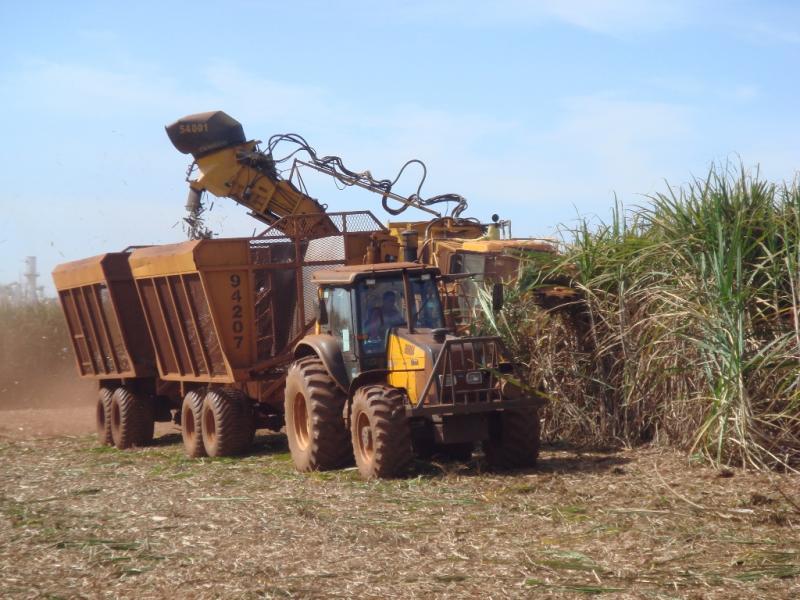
[1,408,799,599]
[0,405,175,440]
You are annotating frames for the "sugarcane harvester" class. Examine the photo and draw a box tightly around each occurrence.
[165,111,576,326]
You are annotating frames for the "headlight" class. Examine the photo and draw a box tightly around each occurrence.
[465,370,483,385]
[439,374,454,387]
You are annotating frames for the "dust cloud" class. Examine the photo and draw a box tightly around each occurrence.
[0,362,97,439]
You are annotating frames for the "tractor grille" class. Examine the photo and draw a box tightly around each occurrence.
[416,336,507,409]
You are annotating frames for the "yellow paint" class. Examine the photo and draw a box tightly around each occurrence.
[129,239,250,278]
[52,254,112,289]
[460,239,556,253]
[192,143,337,236]
[387,220,484,242]
[130,238,256,381]
[202,268,254,370]
[386,333,426,404]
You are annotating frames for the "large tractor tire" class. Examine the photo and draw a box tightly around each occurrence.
[350,385,413,479]
[181,389,206,458]
[483,408,541,469]
[284,356,352,472]
[96,387,115,446]
[201,388,253,458]
[110,386,155,449]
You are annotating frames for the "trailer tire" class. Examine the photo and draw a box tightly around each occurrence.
[110,386,155,449]
[284,356,352,472]
[201,388,253,458]
[96,387,115,446]
[181,389,207,458]
[351,385,413,479]
[483,408,541,469]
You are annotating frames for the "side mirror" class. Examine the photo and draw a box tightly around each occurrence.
[316,297,328,325]
[491,282,504,312]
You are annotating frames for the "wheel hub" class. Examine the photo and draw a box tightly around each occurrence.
[203,406,216,444]
[293,393,309,449]
[356,411,374,463]
[361,427,372,451]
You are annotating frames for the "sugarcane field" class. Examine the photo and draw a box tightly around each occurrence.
[2,2,799,598]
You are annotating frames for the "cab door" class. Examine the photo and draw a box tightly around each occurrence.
[324,287,359,381]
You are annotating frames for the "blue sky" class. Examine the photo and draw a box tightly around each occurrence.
[1,1,798,293]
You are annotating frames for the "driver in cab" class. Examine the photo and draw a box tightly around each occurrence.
[365,290,405,341]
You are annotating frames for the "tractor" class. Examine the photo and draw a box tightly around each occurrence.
[284,261,544,478]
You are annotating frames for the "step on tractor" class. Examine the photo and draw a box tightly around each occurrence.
[287,261,544,478]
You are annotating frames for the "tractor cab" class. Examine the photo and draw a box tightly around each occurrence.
[314,262,445,378]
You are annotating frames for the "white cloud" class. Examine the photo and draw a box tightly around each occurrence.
[748,22,800,45]
[373,0,695,34]
[201,61,330,125]
[732,84,759,102]
[535,0,691,34]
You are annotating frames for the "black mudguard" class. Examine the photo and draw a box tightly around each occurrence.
[293,335,349,394]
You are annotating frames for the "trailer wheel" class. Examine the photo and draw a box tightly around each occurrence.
[110,386,155,449]
[201,388,253,457]
[181,389,207,458]
[351,385,413,479]
[284,356,351,472]
[96,387,115,446]
[483,408,541,469]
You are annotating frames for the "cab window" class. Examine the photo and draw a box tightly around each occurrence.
[408,274,445,329]
[324,287,355,354]
[357,278,407,356]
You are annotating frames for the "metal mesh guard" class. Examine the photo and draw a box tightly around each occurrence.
[257,211,386,240]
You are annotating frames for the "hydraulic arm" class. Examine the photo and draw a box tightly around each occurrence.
[166,111,338,238]
[166,111,469,239]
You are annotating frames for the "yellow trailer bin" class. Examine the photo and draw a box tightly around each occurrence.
[52,252,156,379]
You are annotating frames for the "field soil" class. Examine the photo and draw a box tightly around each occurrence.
[1,410,798,599]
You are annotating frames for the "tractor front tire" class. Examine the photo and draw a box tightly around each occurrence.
[284,356,352,472]
[201,388,253,458]
[351,385,413,479]
[110,386,154,449]
[483,408,541,469]
[181,389,207,458]
[96,387,115,446]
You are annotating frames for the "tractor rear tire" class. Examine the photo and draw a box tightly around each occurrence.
[96,387,114,446]
[483,408,541,469]
[284,356,352,471]
[351,385,413,479]
[181,389,207,458]
[201,388,253,458]
[110,386,155,449]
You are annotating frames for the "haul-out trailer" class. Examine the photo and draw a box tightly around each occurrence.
[54,212,399,456]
